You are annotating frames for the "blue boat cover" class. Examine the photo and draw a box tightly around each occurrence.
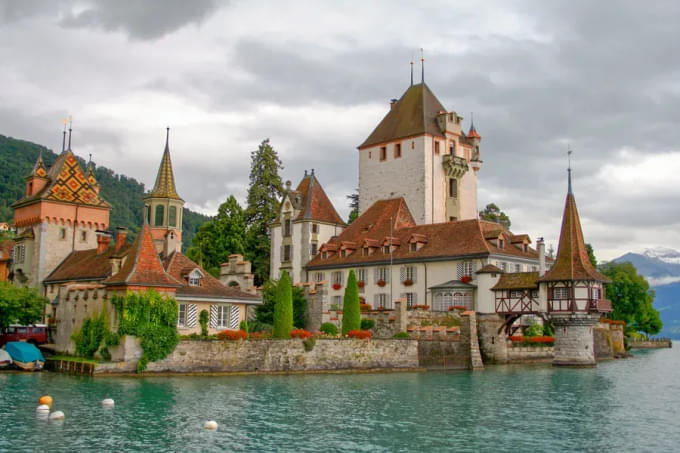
[4,342,44,363]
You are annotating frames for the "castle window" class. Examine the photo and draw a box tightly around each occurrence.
[457,261,474,279]
[169,206,177,227]
[515,264,521,272]
[498,239,504,249]
[356,268,367,283]
[449,179,458,198]
[332,295,343,308]
[14,244,25,264]
[362,247,369,256]
[283,219,292,237]
[500,262,507,272]
[403,292,416,309]
[394,143,401,158]
[411,141,414,149]
[374,293,390,309]
[531,290,539,298]
[155,205,164,227]
[314,272,325,282]
[523,243,528,253]
[401,266,416,283]
[311,243,318,256]
[59,228,66,240]
[80,231,87,242]
[510,290,523,298]
[215,305,230,328]
[410,242,417,252]
[332,271,344,286]
[380,146,387,161]
[435,141,440,155]
[283,245,291,262]
[383,245,390,254]
[450,141,456,155]
[322,251,327,259]
[311,223,319,234]
[375,267,390,283]
[146,205,151,224]
[177,304,187,327]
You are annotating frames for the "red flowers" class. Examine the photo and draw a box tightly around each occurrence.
[412,304,430,310]
[217,330,247,341]
[449,305,467,311]
[357,281,365,288]
[347,330,373,339]
[290,329,312,339]
[402,279,414,287]
[510,336,554,344]
[460,275,472,283]
[377,279,386,287]
[332,283,342,290]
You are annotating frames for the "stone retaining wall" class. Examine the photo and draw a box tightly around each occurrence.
[628,339,672,349]
[507,346,554,363]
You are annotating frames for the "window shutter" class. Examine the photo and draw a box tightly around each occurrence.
[385,268,390,283]
[230,305,239,329]
[457,262,463,279]
[413,293,418,304]
[413,267,418,283]
[374,294,379,307]
[290,245,294,262]
[187,304,198,327]
[374,268,379,283]
[400,267,405,282]
[210,305,218,328]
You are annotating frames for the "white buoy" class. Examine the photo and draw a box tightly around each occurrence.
[204,420,218,430]
[102,398,115,407]
[49,411,65,421]
[36,405,50,418]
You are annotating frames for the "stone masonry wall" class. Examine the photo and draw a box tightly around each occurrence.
[507,346,554,363]
[552,313,599,366]
[476,313,508,364]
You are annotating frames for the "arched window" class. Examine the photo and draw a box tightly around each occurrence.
[155,205,164,226]
[453,292,464,307]
[169,206,177,227]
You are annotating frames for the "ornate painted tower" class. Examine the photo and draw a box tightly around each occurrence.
[11,136,111,289]
[539,169,612,366]
[357,80,482,224]
[144,128,184,258]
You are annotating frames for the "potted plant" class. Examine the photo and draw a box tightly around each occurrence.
[402,279,413,287]
[377,279,386,287]
[460,275,472,283]
[357,281,365,288]
[332,283,342,290]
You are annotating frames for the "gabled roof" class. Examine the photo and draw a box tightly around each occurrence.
[145,130,183,201]
[27,154,48,179]
[294,173,344,225]
[429,280,477,290]
[105,222,181,288]
[12,150,111,209]
[359,83,447,149]
[163,251,260,302]
[492,272,539,290]
[539,189,610,283]
[43,240,135,283]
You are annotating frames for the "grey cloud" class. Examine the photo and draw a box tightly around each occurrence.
[59,0,221,40]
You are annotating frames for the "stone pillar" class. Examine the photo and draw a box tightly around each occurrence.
[394,299,407,333]
[305,281,327,332]
[462,311,484,370]
[476,313,508,364]
[551,313,600,367]
[610,323,626,357]
[219,254,256,294]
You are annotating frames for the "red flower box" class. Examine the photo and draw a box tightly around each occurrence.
[347,329,373,339]
[510,335,554,344]
[377,279,386,287]
[460,275,472,283]
[290,329,312,339]
[360,303,372,311]
[357,281,365,288]
[217,330,247,341]
[413,304,430,310]
[402,279,414,287]
[332,283,342,290]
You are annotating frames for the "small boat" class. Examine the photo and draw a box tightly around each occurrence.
[0,349,11,368]
[4,342,44,371]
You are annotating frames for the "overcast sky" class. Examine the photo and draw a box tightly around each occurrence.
[2,0,679,261]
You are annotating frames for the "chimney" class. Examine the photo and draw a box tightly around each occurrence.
[115,227,128,252]
[537,237,546,276]
[96,231,111,255]
[390,98,398,109]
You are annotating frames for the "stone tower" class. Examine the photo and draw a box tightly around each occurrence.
[539,170,612,366]
[11,144,111,289]
[357,82,482,224]
[270,171,345,283]
[144,128,184,258]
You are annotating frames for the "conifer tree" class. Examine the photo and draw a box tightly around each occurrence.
[245,139,284,285]
[273,271,293,338]
[347,189,359,224]
[341,270,361,336]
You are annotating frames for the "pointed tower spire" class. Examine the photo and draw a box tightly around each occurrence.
[147,127,183,201]
[410,59,414,86]
[420,48,425,83]
[62,118,67,153]
[67,116,72,150]
[567,145,573,195]
[467,112,481,139]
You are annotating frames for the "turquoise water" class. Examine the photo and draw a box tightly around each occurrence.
[1,348,678,452]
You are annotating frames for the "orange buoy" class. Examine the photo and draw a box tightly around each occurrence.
[39,395,53,407]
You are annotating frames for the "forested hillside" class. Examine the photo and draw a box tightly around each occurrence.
[0,134,209,250]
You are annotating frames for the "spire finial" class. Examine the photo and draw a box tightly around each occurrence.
[61,118,67,153]
[567,144,573,195]
[165,126,170,150]
[410,57,414,86]
[67,116,72,150]
[311,168,315,176]
[420,48,424,83]
[304,169,308,177]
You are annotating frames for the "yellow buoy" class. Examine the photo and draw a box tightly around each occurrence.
[204,420,218,430]
[39,395,53,407]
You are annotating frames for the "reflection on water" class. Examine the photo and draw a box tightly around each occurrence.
[0,348,677,452]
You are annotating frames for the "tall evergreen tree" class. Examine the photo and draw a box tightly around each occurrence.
[342,270,361,336]
[273,271,293,338]
[186,195,246,277]
[245,139,284,285]
[347,189,359,224]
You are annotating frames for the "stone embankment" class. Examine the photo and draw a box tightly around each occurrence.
[628,339,672,349]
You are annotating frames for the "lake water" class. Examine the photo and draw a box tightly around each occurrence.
[1,348,678,452]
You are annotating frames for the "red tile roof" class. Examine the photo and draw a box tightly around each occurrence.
[293,174,344,225]
[359,83,447,149]
[44,242,134,283]
[539,193,610,283]
[163,251,260,302]
[307,198,541,269]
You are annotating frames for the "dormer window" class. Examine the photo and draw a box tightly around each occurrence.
[187,269,204,287]
[523,243,528,253]
[322,251,328,259]
[362,247,369,256]
[383,246,390,254]
[498,238,504,249]
[410,243,417,252]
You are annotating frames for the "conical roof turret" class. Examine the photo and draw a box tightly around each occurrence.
[27,153,48,179]
[146,128,183,201]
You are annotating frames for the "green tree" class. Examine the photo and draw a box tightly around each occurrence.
[341,270,360,336]
[273,271,293,338]
[245,139,284,285]
[255,279,306,328]
[347,189,359,224]
[479,203,511,229]
[586,243,597,267]
[600,261,663,336]
[199,310,209,337]
[0,281,45,330]
[186,195,246,277]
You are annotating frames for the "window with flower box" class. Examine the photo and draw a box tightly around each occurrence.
[457,261,474,279]
[356,268,367,283]
[400,292,417,309]
[374,293,390,309]
[400,266,417,284]
[374,267,390,284]
[332,271,344,286]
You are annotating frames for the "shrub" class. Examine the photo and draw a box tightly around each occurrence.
[72,310,109,359]
[360,303,372,312]
[524,321,544,338]
[228,280,240,287]
[330,303,341,311]
[273,271,293,338]
[239,320,249,332]
[543,322,554,336]
[320,322,338,335]
[342,270,361,336]
[199,310,209,337]
[347,329,372,339]
[290,329,312,339]
[217,329,247,341]
[248,320,273,333]
[360,319,375,330]
[303,337,316,351]
[393,332,410,339]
